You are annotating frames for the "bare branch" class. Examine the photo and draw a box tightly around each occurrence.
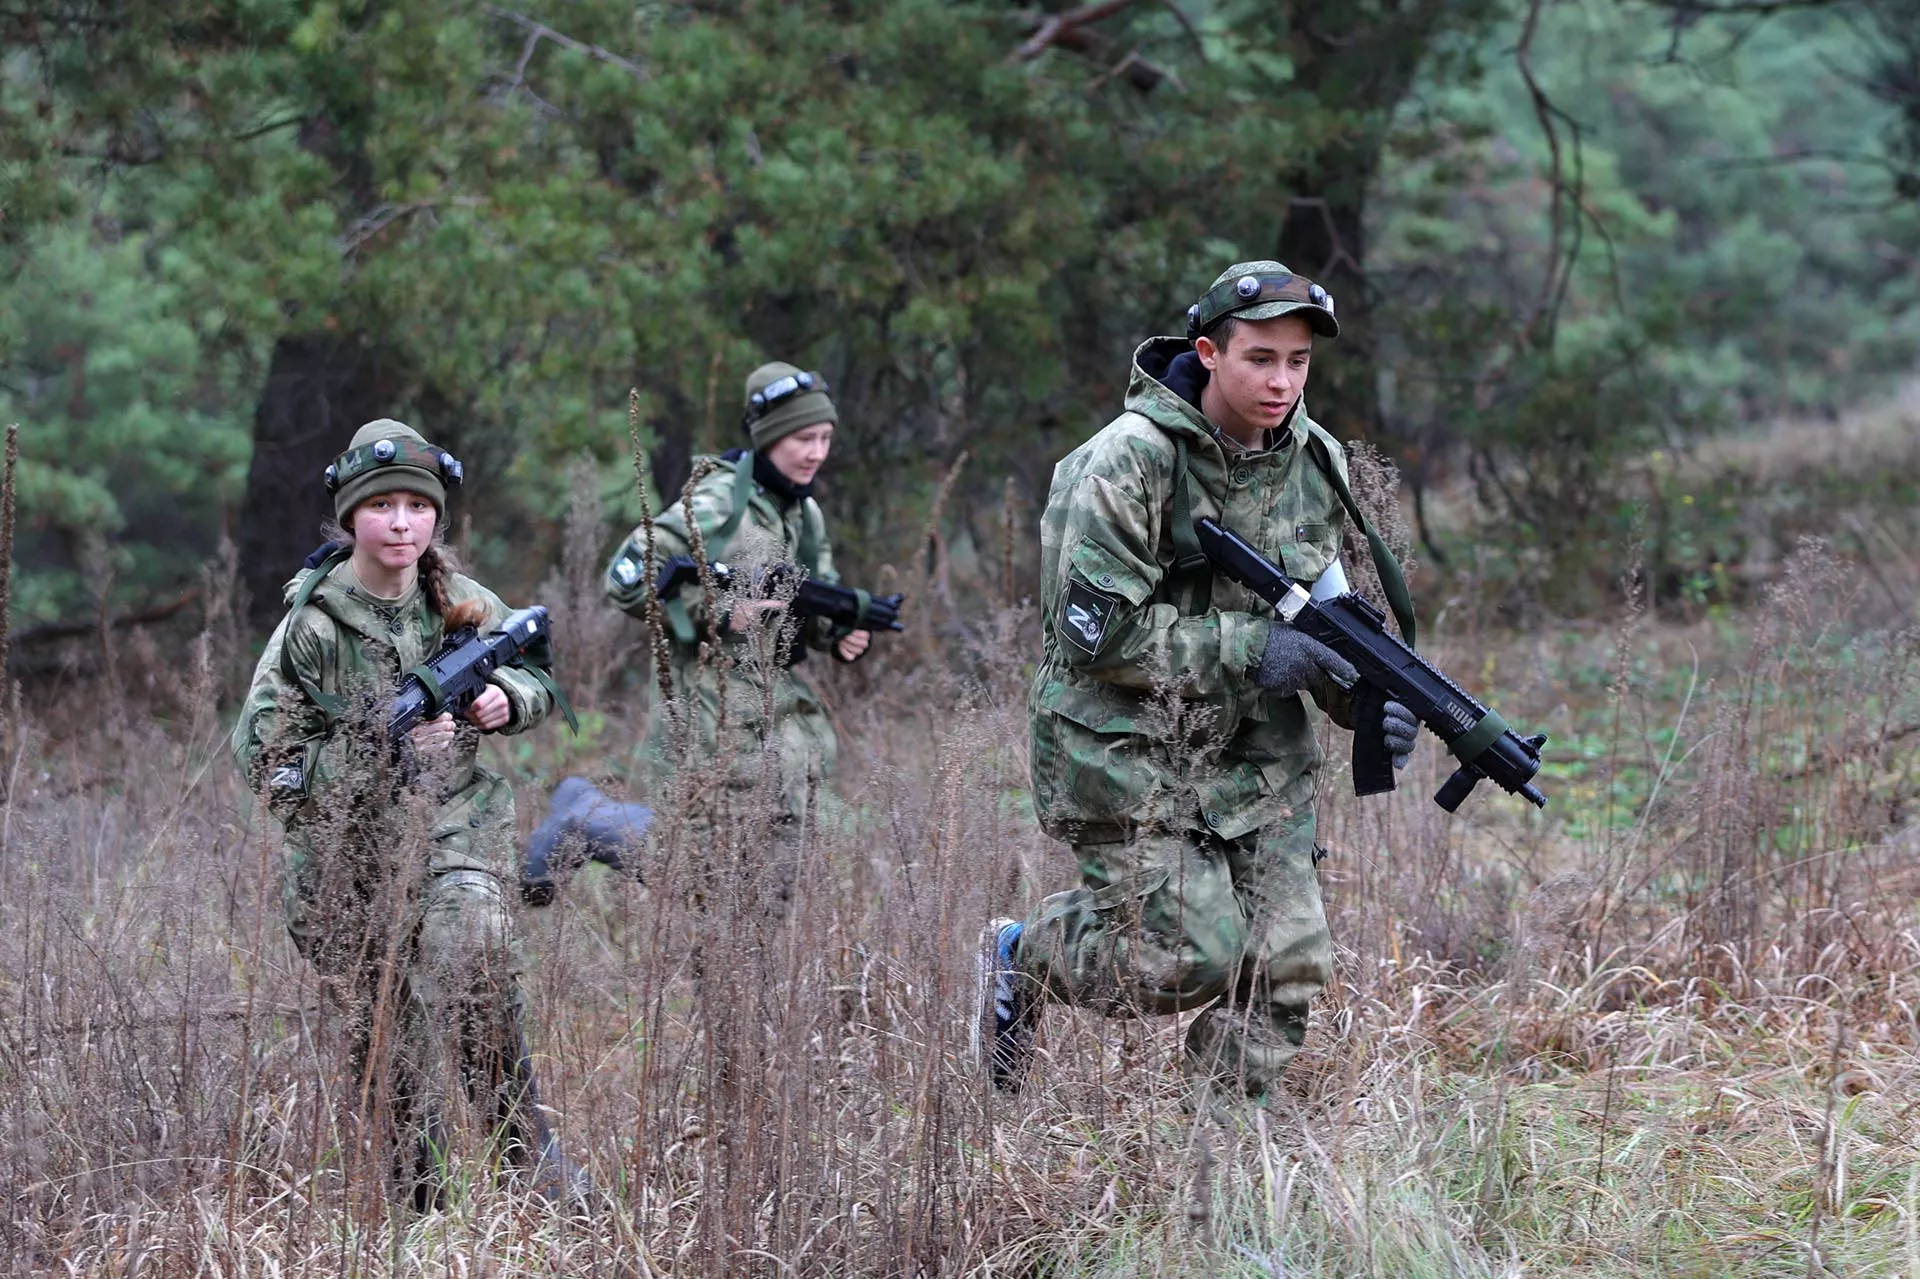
[486,6,648,82]
[1010,0,1143,62]
[1514,0,1590,348]
[1159,0,1205,54]
[1007,2,1174,91]
[1283,196,1363,278]
[14,589,202,648]
[337,201,430,256]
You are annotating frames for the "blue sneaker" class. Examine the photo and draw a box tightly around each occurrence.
[972,918,1038,1093]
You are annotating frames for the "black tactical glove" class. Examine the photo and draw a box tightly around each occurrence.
[1382,699,1420,769]
[1255,623,1358,697]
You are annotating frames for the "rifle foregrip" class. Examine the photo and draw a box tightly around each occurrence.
[1350,682,1397,798]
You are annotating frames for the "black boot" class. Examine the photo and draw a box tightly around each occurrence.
[495,1023,592,1208]
[391,1081,452,1213]
[409,1107,452,1213]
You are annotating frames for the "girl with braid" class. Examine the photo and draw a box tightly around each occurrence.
[232,419,583,1209]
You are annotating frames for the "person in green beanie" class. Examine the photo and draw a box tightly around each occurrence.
[974,262,1423,1107]
[603,362,873,907]
[232,418,585,1209]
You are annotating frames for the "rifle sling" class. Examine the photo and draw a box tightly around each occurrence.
[1303,434,1417,649]
[511,659,581,734]
[1449,705,1508,765]
[1168,438,1213,614]
[402,660,448,717]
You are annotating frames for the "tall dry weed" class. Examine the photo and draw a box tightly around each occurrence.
[5,475,1920,1276]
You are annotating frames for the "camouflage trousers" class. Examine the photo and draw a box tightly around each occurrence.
[1014,798,1332,1099]
[645,671,838,910]
[285,856,534,1188]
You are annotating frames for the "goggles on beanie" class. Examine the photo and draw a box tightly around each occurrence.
[323,435,465,493]
[743,370,829,427]
[1186,272,1336,340]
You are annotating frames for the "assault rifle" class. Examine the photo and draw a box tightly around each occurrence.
[389,605,554,741]
[654,555,905,634]
[1195,518,1548,813]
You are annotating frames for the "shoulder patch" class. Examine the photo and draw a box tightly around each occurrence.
[610,545,645,589]
[1060,577,1121,657]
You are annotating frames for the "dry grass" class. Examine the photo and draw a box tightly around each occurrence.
[4,469,1920,1277]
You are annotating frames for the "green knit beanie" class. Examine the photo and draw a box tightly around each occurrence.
[326,418,460,523]
[743,361,838,451]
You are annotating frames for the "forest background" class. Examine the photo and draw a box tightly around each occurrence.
[4,0,1919,635]
[7,1,1920,1276]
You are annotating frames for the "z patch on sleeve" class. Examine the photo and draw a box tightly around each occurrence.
[1060,577,1122,657]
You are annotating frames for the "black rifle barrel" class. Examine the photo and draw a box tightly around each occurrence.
[1195,518,1547,812]
[388,605,551,741]
[655,556,904,632]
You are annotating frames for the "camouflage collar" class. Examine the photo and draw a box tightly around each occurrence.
[283,557,428,643]
[1124,336,1311,467]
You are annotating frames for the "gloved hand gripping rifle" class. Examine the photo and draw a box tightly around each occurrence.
[1195,518,1548,813]
[653,555,905,634]
[388,605,558,741]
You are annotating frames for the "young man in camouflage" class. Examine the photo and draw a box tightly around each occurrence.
[976,261,1422,1105]
[604,362,872,903]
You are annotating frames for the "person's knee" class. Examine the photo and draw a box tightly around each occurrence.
[416,872,520,1003]
[1142,858,1249,1004]
[1155,910,1246,1005]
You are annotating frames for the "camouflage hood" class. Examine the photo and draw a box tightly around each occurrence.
[1121,336,1312,499]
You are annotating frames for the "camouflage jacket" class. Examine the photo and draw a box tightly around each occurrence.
[1030,336,1356,845]
[231,560,553,873]
[605,451,849,724]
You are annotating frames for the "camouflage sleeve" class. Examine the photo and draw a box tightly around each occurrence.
[1051,468,1270,700]
[230,609,335,818]
[469,582,552,735]
[606,502,688,618]
[604,490,740,646]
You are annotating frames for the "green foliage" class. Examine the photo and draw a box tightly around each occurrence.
[3,0,1916,627]
[0,223,255,622]
[1373,3,1920,609]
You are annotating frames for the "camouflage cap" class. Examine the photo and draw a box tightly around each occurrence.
[744,361,838,451]
[1188,260,1340,340]
[327,418,462,523]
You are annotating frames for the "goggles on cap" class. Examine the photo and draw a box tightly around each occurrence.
[1186,272,1336,340]
[744,370,829,424]
[323,435,465,493]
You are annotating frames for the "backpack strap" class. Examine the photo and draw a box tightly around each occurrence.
[706,450,757,560]
[278,546,352,722]
[796,499,826,579]
[1302,434,1417,648]
[1166,436,1213,614]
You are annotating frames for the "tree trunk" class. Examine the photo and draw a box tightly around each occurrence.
[1276,0,1464,455]
[1277,176,1380,445]
[238,335,405,630]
